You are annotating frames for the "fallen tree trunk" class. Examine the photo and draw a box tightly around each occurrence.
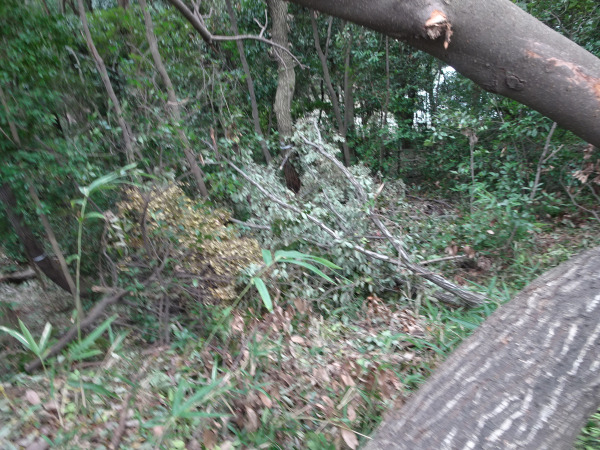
[364,246,600,450]
[0,268,36,284]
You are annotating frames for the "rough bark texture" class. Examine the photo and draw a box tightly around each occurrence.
[364,246,600,450]
[224,0,272,164]
[268,0,301,193]
[288,0,600,148]
[139,0,209,198]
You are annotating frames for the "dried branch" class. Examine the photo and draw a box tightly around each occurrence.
[531,122,558,200]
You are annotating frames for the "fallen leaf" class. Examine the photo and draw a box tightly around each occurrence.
[293,298,308,314]
[220,441,233,450]
[245,407,259,432]
[25,390,41,405]
[463,245,476,258]
[291,335,305,345]
[259,392,272,408]
[340,428,359,449]
[341,373,355,387]
[203,430,217,449]
[270,386,281,401]
[347,404,357,422]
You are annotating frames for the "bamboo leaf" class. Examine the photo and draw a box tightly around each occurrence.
[253,277,272,312]
[39,322,52,352]
[0,326,29,349]
[261,249,273,266]
[18,320,40,355]
[278,259,334,283]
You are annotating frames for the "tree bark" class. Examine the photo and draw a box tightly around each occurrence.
[310,10,352,167]
[224,0,272,164]
[364,246,600,450]
[139,0,209,198]
[0,183,73,295]
[267,0,301,193]
[77,0,138,163]
[287,0,600,149]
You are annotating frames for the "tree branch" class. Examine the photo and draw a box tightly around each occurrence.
[165,0,306,68]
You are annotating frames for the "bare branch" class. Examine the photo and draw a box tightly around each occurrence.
[165,0,307,68]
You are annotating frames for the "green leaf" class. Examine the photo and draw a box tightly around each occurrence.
[172,379,188,416]
[39,322,52,353]
[83,212,106,221]
[18,319,40,355]
[303,255,342,270]
[177,380,221,417]
[447,317,479,330]
[67,380,118,398]
[69,315,117,360]
[278,259,334,283]
[253,277,272,312]
[261,249,273,266]
[0,326,29,349]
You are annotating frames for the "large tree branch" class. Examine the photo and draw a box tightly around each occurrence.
[286,0,600,148]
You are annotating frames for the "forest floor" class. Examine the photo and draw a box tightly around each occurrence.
[1,209,600,450]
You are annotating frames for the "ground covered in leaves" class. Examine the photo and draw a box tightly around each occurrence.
[1,218,600,450]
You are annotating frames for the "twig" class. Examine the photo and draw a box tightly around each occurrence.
[420,255,468,265]
[531,122,558,200]
[109,359,153,450]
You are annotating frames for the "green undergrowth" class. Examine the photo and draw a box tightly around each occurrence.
[1,220,599,449]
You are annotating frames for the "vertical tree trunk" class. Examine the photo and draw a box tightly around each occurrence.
[267,0,301,193]
[310,10,351,167]
[224,0,272,164]
[139,0,209,198]
[77,0,138,163]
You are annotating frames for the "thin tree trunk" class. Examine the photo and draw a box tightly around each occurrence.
[77,0,138,163]
[343,24,354,143]
[310,10,351,166]
[380,36,390,168]
[224,0,272,164]
[0,86,74,294]
[139,0,209,198]
[27,182,77,296]
[0,183,73,294]
[365,246,600,450]
[267,0,301,193]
